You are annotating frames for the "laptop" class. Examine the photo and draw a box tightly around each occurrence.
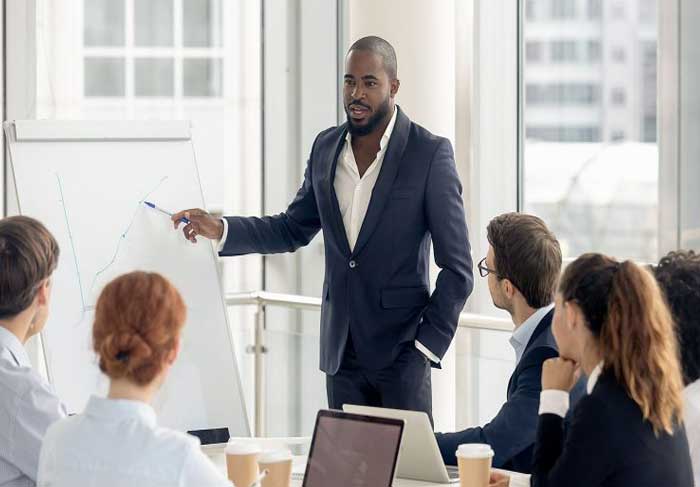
[298,409,405,487]
[343,405,460,484]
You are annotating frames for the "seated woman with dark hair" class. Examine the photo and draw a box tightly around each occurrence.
[654,250,700,485]
[37,272,231,487]
[529,253,693,487]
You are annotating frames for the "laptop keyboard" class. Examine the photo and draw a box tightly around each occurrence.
[446,465,460,480]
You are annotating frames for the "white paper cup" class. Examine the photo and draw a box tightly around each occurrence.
[226,442,261,487]
[258,449,293,487]
[456,444,494,487]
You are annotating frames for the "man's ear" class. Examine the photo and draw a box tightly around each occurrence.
[35,279,50,306]
[390,78,400,97]
[502,278,516,300]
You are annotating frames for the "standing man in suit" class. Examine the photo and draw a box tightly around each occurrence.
[172,36,473,421]
[436,213,581,473]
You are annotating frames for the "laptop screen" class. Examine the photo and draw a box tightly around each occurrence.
[303,410,404,487]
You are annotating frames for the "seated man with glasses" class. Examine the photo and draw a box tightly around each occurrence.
[435,213,583,474]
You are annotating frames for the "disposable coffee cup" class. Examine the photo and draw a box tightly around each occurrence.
[226,442,261,487]
[456,443,494,487]
[258,450,293,487]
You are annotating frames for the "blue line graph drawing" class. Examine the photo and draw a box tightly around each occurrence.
[55,174,169,323]
[88,176,168,293]
[56,173,88,313]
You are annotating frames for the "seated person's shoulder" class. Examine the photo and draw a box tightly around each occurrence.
[42,413,78,445]
[149,425,204,458]
[0,358,57,406]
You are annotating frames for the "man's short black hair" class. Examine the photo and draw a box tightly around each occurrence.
[654,250,700,385]
[348,36,398,79]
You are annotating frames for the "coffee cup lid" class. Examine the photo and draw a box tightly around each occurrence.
[456,443,494,459]
[225,441,261,455]
[258,449,293,464]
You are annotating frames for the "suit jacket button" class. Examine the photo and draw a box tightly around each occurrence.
[349,260,357,269]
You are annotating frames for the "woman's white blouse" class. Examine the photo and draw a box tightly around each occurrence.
[37,396,231,487]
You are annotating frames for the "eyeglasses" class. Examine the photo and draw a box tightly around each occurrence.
[477,257,500,278]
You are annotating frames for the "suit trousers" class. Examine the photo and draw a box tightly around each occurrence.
[326,334,433,425]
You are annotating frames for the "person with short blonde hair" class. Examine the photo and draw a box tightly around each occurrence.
[37,272,231,487]
[0,216,66,487]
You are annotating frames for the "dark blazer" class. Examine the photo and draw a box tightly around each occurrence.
[532,370,694,487]
[436,310,584,473]
[220,107,473,374]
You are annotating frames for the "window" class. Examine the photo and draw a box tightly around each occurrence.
[523,0,660,262]
[526,0,538,20]
[84,0,124,46]
[135,0,174,46]
[587,0,602,20]
[611,1,626,20]
[550,40,578,63]
[586,40,601,62]
[82,0,223,99]
[551,0,576,19]
[526,41,543,63]
[639,0,656,23]
[84,57,125,97]
[611,87,626,106]
[134,58,174,97]
[526,83,600,105]
[610,129,627,141]
[527,126,600,142]
[611,46,627,63]
[641,41,657,142]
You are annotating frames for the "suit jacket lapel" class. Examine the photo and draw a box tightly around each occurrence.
[351,107,410,258]
[326,125,352,256]
[507,309,555,398]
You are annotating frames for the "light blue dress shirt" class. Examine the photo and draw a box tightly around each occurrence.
[0,327,66,487]
[508,304,555,365]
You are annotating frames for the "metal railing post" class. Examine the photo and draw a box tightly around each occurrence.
[254,301,266,437]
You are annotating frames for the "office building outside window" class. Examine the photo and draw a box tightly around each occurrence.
[522,0,659,262]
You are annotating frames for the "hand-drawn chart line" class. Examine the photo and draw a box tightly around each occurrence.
[88,175,169,293]
[56,173,87,312]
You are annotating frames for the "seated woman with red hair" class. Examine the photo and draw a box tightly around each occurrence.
[37,271,231,487]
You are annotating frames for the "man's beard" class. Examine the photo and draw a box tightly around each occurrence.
[345,97,392,136]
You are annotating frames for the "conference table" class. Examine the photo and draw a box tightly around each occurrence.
[203,444,531,487]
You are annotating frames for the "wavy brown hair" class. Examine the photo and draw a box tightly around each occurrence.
[93,271,186,386]
[560,253,684,435]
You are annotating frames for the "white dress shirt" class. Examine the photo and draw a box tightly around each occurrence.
[539,361,603,417]
[684,379,700,486]
[219,107,438,363]
[0,327,66,487]
[37,396,230,487]
[509,304,554,365]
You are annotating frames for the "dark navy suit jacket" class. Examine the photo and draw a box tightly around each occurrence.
[533,371,694,487]
[220,107,474,375]
[436,310,585,473]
